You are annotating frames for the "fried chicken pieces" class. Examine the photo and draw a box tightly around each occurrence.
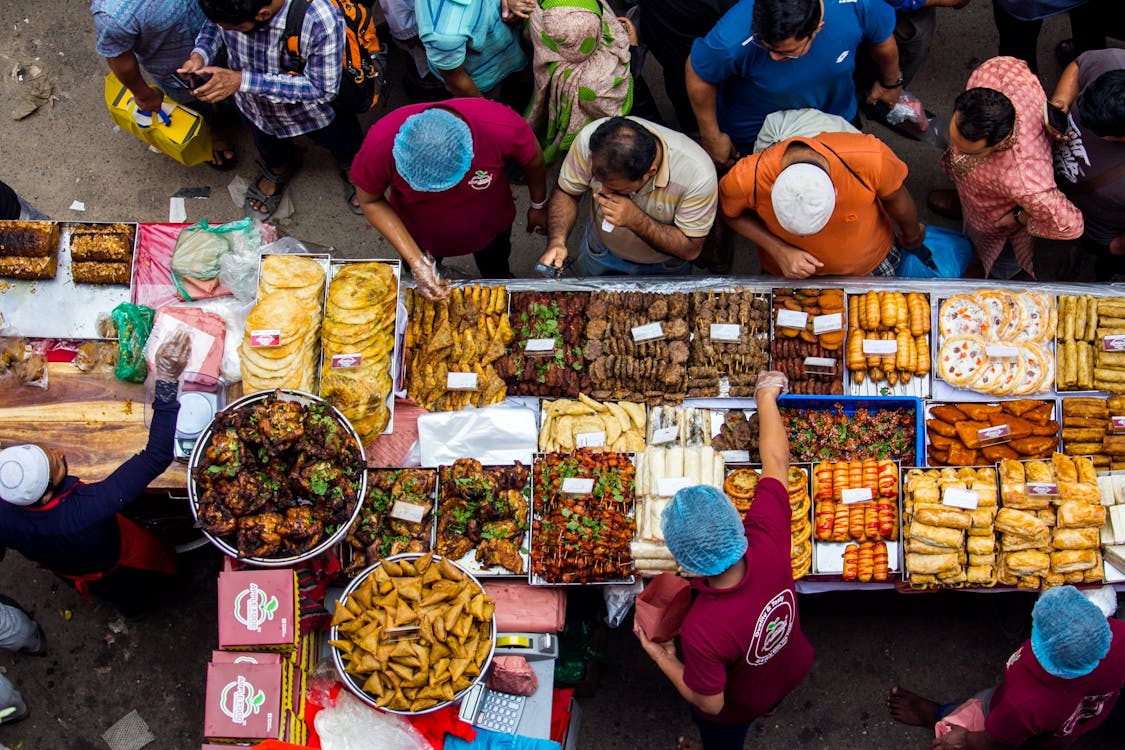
[193,391,363,559]
[436,459,529,575]
[345,468,436,576]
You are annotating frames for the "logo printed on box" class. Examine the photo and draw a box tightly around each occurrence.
[221,675,266,726]
[235,583,279,633]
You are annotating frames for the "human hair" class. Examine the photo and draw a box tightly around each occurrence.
[953,87,1016,146]
[751,0,822,46]
[197,0,268,25]
[588,118,658,182]
[1077,70,1125,139]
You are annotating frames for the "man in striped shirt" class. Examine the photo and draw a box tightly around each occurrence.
[415,0,528,102]
[181,0,364,218]
[539,117,718,276]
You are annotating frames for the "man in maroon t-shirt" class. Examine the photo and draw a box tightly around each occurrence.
[634,371,814,750]
[352,99,548,299]
[889,585,1125,749]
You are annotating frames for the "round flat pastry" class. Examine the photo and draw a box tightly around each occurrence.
[994,291,1026,341]
[1015,293,1051,343]
[1011,343,1052,396]
[984,356,1026,396]
[938,335,988,386]
[939,295,989,338]
[260,255,325,291]
[977,292,1009,338]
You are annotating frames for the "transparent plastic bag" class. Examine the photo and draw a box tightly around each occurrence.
[171,218,258,301]
[603,578,645,628]
[0,335,48,389]
[219,235,310,302]
[315,690,433,750]
[110,302,155,383]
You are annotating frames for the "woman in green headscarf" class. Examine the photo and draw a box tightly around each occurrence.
[525,0,634,164]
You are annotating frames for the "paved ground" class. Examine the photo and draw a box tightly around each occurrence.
[1,2,1123,749]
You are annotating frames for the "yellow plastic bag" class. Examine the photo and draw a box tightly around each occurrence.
[104,72,212,167]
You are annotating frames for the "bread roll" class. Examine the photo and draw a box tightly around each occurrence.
[968,507,997,529]
[909,521,964,550]
[969,553,996,568]
[1005,550,1050,576]
[1002,531,1050,551]
[967,565,994,583]
[906,552,959,575]
[967,535,995,555]
[1026,461,1053,483]
[1058,481,1101,505]
[1056,502,1106,528]
[996,508,1049,538]
[1051,527,1100,550]
[1050,549,1097,573]
[914,506,972,530]
[906,538,959,556]
[999,458,1025,484]
[1052,453,1078,482]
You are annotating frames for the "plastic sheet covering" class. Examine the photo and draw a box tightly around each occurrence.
[315,691,433,750]
[417,401,538,466]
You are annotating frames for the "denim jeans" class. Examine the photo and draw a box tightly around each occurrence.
[576,219,693,277]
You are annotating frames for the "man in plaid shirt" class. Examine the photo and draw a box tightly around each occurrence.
[180,0,364,219]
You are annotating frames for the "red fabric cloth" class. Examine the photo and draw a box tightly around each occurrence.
[350,98,538,257]
[133,223,190,309]
[984,620,1125,748]
[680,477,814,724]
[366,398,427,467]
[550,688,574,744]
[407,703,476,748]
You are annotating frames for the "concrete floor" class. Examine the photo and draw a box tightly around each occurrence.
[1,2,1123,748]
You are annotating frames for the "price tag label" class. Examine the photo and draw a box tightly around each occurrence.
[943,487,980,510]
[446,372,479,391]
[1026,482,1058,496]
[249,330,281,348]
[389,500,428,524]
[862,338,898,355]
[1112,416,1125,434]
[575,431,606,448]
[776,309,808,330]
[812,313,843,334]
[841,487,873,504]
[330,353,362,369]
[804,356,837,374]
[656,477,695,497]
[631,322,664,343]
[710,323,741,342]
[977,424,1011,446]
[561,477,595,495]
[721,450,751,464]
[1104,335,1125,352]
[651,426,679,446]
[524,338,556,356]
[986,345,1020,358]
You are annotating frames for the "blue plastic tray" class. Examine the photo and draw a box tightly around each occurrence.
[777,395,925,465]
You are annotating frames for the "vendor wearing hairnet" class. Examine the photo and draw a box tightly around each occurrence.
[634,371,814,750]
[0,332,191,618]
[890,585,1125,749]
[351,100,549,300]
[718,131,925,278]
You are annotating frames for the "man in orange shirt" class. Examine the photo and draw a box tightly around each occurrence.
[719,131,925,278]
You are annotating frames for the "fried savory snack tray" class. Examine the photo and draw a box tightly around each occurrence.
[405,285,513,411]
[925,400,1058,466]
[583,291,690,404]
[687,290,770,397]
[711,410,761,463]
[782,404,916,463]
[0,221,59,281]
[531,449,636,583]
[319,262,397,444]
[192,391,364,560]
[495,292,589,397]
[436,459,530,576]
[903,467,998,589]
[345,468,436,577]
[720,466,811,579]
[771,288,846,395]
[538,393,646,453]
[1059,396,1125,469]
[330,553,494,713]
[1057,296,1125,392]
[846,291,931,394]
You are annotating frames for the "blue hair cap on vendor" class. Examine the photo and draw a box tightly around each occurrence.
[393,109,473,192]
[661,485,747,577]
[1031,585,1111,679]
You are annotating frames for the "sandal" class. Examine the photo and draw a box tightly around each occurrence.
[339,168,363,216]
[209,136,238,171]
[244,159,300,220]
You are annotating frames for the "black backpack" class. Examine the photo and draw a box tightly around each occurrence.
[281,0,386,114]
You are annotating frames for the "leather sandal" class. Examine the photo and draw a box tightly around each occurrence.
[245,159,300,220]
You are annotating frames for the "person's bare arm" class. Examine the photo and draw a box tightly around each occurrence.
[865,36,903,107]
[438,64,482,98]
[634,628,725,716]
[1050,60,1081,111]
[519,143,550,234]
[595,193,703,260]
[686,58,738,167]
[357,187,449,299]
[725,211,823,278]
[107,50,164,112]
[540,189,581,268]
[755,384,789,484]
[879,185,925,249]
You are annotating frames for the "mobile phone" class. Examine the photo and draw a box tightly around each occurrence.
[1044,101,1069,134]
[535,262,561,278]
[173,71,212,90]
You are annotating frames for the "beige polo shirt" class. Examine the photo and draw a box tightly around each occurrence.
[558,117,718,264]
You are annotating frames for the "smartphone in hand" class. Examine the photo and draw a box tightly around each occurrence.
[1044,101,1069,136]
[173,71,212,91]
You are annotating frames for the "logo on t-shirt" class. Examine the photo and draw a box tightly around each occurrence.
[468,170,494,190]
[1006,646,1024,669]
[745,590,796,666]
[1059,693,1113,736]
[835,51,850,64]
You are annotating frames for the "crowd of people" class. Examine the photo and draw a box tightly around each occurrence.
[78,0,1122,295]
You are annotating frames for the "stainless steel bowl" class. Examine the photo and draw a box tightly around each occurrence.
[187,389,367,567]
[330,553,497,714]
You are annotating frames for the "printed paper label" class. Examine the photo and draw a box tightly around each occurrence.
[631,322,664,342]
[812,313,843,334]
[986,345,1020,358]
[389,500,427,524]
[720,450,751,464]
[651,426,679,446]
[524,338,556,355]
[575,431,606,448]
[862,339,898,355]
[943,487,980,510]
[330,353,362,369]
[657,477,695,497]
[710,324,741,342]
[1104,335,1125,352]
[1112,416,1125,434]
[776,309,808,330]
[1026,482,1058,496]
[446,372,478,391]
[841,487,873,504]
[561,478,595,495]
[977,424,1012,445]
[249,330,281,348]
[804,356,837,373]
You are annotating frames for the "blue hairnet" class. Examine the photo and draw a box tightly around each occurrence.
[661,485,747,577]
[393,108,473,193]
[1031,585,1111,679]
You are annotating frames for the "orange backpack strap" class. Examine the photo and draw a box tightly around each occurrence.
[281,0,314,75]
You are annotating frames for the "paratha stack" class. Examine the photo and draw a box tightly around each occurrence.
[239,255,325,393]
[319,262,398,445]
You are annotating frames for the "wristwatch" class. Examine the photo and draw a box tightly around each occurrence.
[881,73,905,89]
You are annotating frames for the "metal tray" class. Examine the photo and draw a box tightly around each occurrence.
[434,462,531,578]
[809,459,902,579]
[844,291,933,399]
[339,467,437,577]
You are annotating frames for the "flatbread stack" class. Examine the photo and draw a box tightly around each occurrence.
[320,262,398,445]
[904,467,998,589]
[239,255,325,393]
[996,454,1105,590]
[937,291,1055,396]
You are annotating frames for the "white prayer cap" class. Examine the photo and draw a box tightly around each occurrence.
[771,163,836,236]
[0,445,50,506]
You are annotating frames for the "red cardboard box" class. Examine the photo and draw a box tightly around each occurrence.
[218,569,298,651]
[204,662,283,741]
[211,651,284,665]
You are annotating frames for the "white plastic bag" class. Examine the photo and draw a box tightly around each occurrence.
[603,578,645,628]
[315,691,433,750]
[218,234,307,302]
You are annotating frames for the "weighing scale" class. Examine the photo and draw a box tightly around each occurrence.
[175,389,222,461]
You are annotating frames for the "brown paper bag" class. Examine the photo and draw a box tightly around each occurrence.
[634,573,691,642]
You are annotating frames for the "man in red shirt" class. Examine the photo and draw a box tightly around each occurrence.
[634,371,814,750]
[352,99,548,299]
[889,585,1125,749]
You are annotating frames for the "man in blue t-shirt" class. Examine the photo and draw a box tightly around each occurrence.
[687,0,900,167]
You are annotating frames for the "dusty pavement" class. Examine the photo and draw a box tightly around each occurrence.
[0,1,1123,749]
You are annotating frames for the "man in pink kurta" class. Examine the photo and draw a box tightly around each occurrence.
[942,56,1083,278]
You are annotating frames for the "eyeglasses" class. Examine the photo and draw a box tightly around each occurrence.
[743,33,814,60]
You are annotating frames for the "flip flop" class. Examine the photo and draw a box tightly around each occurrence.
[208,133,238,171]
[340,168,363,215]
[244,159,300,221]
